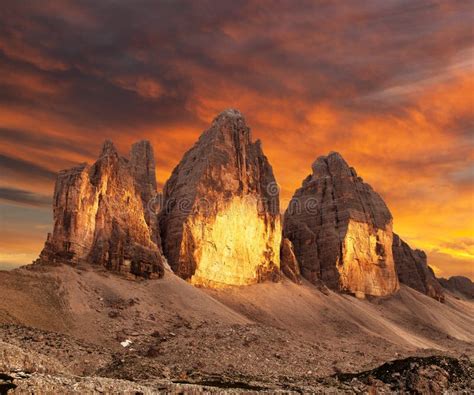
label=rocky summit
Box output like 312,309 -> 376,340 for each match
36,140 -> 166,278
159,109 -> 281,287
283,152 -> 399,297
393,234 -> 444,301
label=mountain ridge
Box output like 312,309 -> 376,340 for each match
32,109 -> 447,302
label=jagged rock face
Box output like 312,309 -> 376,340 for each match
159,109 -> 281,287
283,152 -> 399,297
438,276 -> 474,299
37,140 -> 165,278
129,140 -> 161,246
392,234 -> 444,301
280,238 -> 302,284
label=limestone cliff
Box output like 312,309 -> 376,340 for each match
37,140 -> 165,278
159,109 -> 281,287
392,234 -> 444,301
283,152 -> 399,297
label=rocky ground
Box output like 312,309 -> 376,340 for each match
0,265 -> 473,393
1,327 -> 472,393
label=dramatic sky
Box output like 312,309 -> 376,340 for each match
0,0 -> 472,278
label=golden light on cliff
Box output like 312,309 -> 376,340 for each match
189,196 -> 281,287
338,220 -> 399,297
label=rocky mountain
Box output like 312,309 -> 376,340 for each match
283,152 -> 399,297
159,109 -> 281,287
392,234 -> 444,301
439,276 -> 474,299
33,118 -> 446,301
282,151 -> 445,301
36,140 -> 165,278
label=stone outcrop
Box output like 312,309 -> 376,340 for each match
129,140 -> 161,246
159,109 -> 281,287
283,152 -> 399,297
37,140 -> 165,278
438,276 -> 474,299
392,234 -> 444,301
280,238 -> 301,284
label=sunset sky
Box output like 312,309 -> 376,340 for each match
0,0 -> 472,279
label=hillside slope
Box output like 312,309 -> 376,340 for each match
0,265 -> 472,391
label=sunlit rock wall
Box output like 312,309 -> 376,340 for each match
37,140 -> 165,278
339,220 -> 397,296
159,109 -> 281,287
284,152 -> 399,297
189,196 -> 281,287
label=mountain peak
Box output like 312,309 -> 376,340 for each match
37,139 -> 165,278
100,139 -> 118,157
131,139 -> 152,151
311,151 -> 353,178
159,110 -> 281,287
197,108 -> 252,151
213,108 -> 245,123
285,152 -> 397,297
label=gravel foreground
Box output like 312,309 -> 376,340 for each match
1,324 -> 473,394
